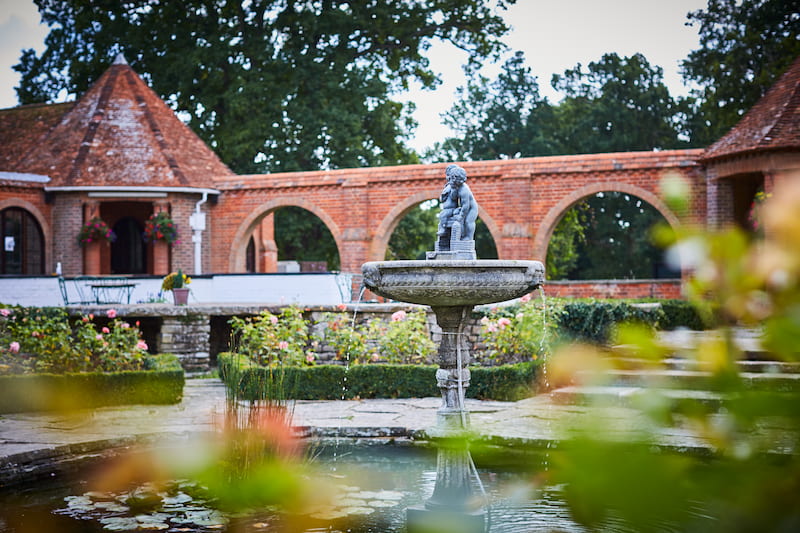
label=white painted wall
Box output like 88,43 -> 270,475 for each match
0,273 -> 356,307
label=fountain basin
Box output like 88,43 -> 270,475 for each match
361,260 -> 545,307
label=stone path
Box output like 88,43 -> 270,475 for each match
1,378 -> 721,485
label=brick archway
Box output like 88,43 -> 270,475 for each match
533,181 -> 681,261
213,151 -> 705,274
228,196 -> 342,272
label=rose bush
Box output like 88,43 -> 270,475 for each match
0,307 -> 148,374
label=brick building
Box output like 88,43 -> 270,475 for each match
1,54 -> 799,293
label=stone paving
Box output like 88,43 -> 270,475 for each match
1,378 -> 719,485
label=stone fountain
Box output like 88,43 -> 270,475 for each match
362,164 -> 544,533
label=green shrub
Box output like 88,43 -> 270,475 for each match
656,299 -> 715,330
218,352 -> 536,402
0,353 -> 184,414
557,300 -> 665,344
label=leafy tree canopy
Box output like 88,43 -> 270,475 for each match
681,0 -> 800,145
15,0 -> 516,173
550,52 -> 691,154
427,51 -> 558,162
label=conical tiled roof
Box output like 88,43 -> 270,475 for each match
10,56 -> 233,188
702,55 -> 800,162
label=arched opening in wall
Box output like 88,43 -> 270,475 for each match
385,199 -> 497,260
0,207 -> 44,274
546,191 -> 678,280
274,206 -> 340,271
728,172 -> 765,233
111,216 -> 146,274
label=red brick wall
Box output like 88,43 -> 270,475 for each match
212,150 -> 707,274
543,279 -> 683,299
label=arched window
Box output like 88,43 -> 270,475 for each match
1,207 -> 45,275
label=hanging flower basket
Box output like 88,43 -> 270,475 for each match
77,217 -> 116,246
143,212 -> 179,244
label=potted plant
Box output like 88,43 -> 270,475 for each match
143,212 -> 179,244
162,269 -> 191,305
77,217 -> 116,246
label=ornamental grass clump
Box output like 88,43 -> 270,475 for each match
0,306 -> 148,374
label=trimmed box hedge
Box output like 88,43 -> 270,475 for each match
219,352 -> 538,402
0,354 -> 185,414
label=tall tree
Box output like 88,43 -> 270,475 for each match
681,0 -> 800,145
427,51 -> 558,162
550,53 -> 688,154
15,0 -> 515,173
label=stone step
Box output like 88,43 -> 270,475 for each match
550,385 -> 724,410
582,368 -> 800,393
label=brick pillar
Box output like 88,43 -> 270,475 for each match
159,313 -> 210,372
259,214 -> 278,272
152,201 -> 170,275
83,201 -> 102,275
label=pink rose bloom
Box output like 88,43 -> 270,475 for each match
270,315 -> 279,325
371,353 -> 380,362
107,309 -> 117,319
305,354 -> 315,363
121,322 -> 130,329
497,317 -> 512,329
520,293 -> 532,303
278,340 -> 289,350
391,310 -> 407,322
9,341 -> 20,353
136,340 -> 148,350
336,304 -> 347,311
486,323 -> 498,333
480,316 -> 489,325
96,334 -> 103,340
516,313 -> 524,320
0,308 -> 10,317
102,327 -> 110,334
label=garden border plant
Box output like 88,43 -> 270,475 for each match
0,305 -> 185,413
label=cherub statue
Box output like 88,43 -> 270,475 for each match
437,164 -> 478,243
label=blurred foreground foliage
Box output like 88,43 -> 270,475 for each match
546,177 -> 800,532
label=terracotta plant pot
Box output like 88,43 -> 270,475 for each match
172,287 -> 190,305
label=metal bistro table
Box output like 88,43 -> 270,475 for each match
86,276 -> 138,304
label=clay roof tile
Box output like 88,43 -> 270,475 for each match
702,55 -> 800,162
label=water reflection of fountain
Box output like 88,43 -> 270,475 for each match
361,164 -> 545,533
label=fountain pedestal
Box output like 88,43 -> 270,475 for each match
362,259 -> 544,533
406,303 -> 488,533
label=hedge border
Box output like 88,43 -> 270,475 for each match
0,354 -> 185,414
218,352 -> 538,402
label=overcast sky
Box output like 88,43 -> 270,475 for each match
0,0 -> 706,152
